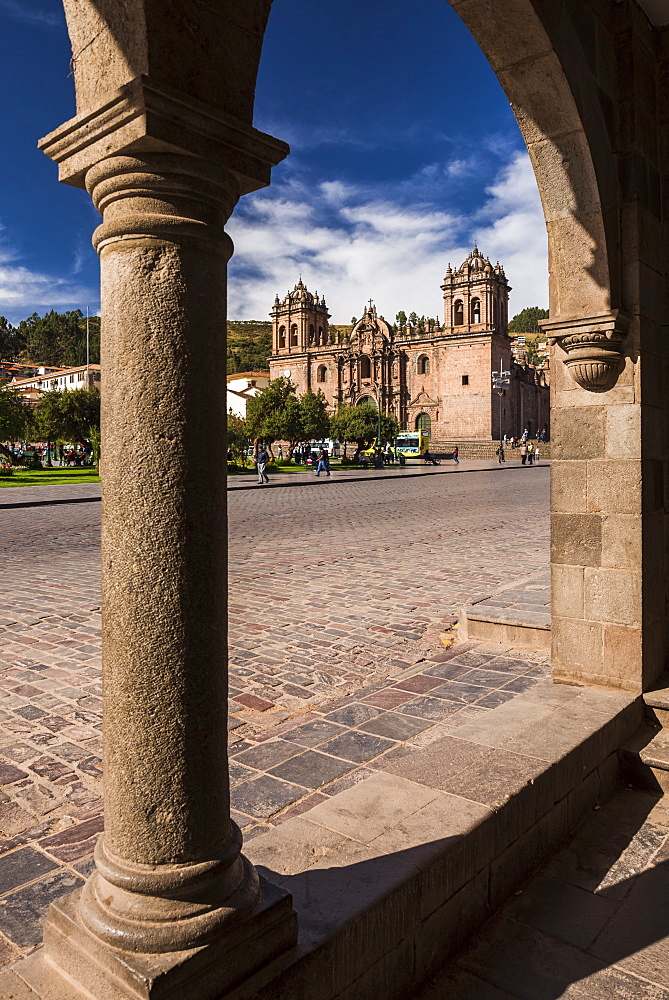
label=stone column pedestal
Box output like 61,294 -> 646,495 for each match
37,81 -> 295,1000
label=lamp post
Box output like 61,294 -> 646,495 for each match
492,363 -> 511,463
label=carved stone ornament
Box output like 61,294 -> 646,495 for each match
539,311 -> 629,392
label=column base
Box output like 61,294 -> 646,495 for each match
41,876 -> 297,1000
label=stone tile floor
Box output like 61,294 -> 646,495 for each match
462,570 -> 552,630
0,466 -> 550,967
415,786 -> 669,999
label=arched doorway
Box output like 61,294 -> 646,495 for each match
415,412 -> 431,435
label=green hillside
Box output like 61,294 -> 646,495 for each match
227,321 -> 272,374
226,321 -> 355,375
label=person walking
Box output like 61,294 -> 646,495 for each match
496,445 -> 505,464
520,442 -> 528,465
534,445 -> 541,463
277,444 -> 283,461
256,445 -> 270,485
527,442 -> 534,466
315,446 -> 330,477
452,446 -> 459,464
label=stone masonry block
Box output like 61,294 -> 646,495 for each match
551,563 -> 584,619
552,616 -> 603,677
551,460 -> 587,513
552,407 -> 605,460
605,405 -> 640,459
601,515 -> 641,570
602,624 -> 642,689
551,513 -> 602,566
584,567 -> 641,626
587,461 -> 642,515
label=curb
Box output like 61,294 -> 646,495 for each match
0,462 -> 549,508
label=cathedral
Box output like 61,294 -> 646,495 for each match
268,247 -> 549,445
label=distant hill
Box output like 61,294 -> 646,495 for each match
226,321 -> 355,376
227,321 -> 272,375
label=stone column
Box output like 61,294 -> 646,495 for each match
37,80 -> 295,1000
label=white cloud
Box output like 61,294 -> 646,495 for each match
227,148 -> 547,322
0,0 -> 60,28
0,229 -> 98,324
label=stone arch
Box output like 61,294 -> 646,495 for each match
448,0 -> 616,319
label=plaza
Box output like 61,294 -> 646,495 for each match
2,0 -> 669,995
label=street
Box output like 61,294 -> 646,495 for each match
0,464 -> 550,961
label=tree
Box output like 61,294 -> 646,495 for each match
299,391 -> 330,444
0,317 -> 23,360
227,413 -> 249,463
15,311 -> 101,368
408,311 -> 418,326
33,387 -> 101,453
508,306 -> 549,334
246,377 -> 300,455
330,403 -> 399,455
0,385 -> 28,462
396,310 -> 407,329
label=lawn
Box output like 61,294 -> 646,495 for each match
0,467 -> 100,489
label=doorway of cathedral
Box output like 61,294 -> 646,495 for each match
415,413 -> 432,436
357,395 -> 376,406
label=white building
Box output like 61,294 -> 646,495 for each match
10,364 -> 101,404
226,371 -> 270,418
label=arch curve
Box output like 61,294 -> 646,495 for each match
448,0 -> 616,318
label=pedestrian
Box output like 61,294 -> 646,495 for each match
534,445 -> 541,463
277,444 -> 283,461
452,445 -> 459,465
527,442 -> 534,466
256,445 -> 270,485
315,446 -> 330,477
520,442 -> 528,465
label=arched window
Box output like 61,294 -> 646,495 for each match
360,356 -> 371,379
290,324 -> 298,346
454,300 -> 464,325
357,395 -> 375,407
278,325 -> 286,348
417,355 -> 430,375
309,324 -> 315,345
471,298 -> 481,324
415,413 -> 432,435
317,365 -> 328,383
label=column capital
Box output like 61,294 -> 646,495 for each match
38,74 -> 289,196
540,310 -> 630,393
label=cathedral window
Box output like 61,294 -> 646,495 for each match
462,375 -> 469,385
454,300 -> 464,325
360,356 -> 371,379
471,298 -> 481,324
317,365 -> 328,383
279,325 -> 286,348
417,355 -> 430,375
309,324 -> 315,345
290,324 -> 298,346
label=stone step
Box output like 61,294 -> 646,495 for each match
620,722 -> 669,793
643,674 -> 669,726
430,439 -> 551,461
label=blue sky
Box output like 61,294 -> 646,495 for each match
0,0 -> 548,326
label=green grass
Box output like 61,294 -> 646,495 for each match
0,467 -> 100,489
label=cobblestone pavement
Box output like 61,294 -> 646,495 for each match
415,786 -> 669,999
0,464 -> 549,967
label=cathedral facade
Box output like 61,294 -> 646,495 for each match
268,248 -> 549,443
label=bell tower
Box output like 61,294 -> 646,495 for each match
270,278 -> 330,355
441,245 -> 511,335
